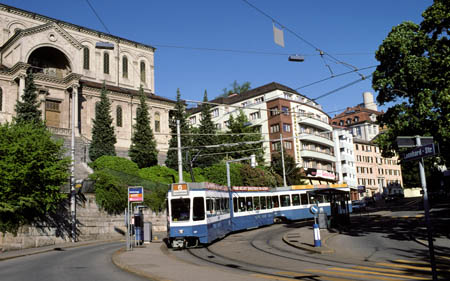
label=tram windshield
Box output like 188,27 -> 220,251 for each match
171,198 -> 190,221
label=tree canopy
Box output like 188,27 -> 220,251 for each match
219,80 -> 251,98
372,0 -> 450,165
89,83 -> 116,162
0,122 -> 70,235
129,86 -> 158,168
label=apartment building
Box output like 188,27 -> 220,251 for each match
331,92 -> 403,199
188,82 -> 336,185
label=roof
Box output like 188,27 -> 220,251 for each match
80,80 -> 175,104
330,105 -> 382,127
187,82 -> 306,115
0,3 -> 155,51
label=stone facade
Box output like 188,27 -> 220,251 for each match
0,4 -> 175,171
0,194 -> 167,251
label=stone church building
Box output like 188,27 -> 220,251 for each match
0,4 -> 175,178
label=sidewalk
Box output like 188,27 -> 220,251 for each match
282,223 -> 337,254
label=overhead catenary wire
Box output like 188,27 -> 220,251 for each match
312,74 -> 373,101
241,0 -> 363,75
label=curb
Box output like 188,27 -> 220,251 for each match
0,239 -> 121,261
111,246 -> 169,281
282,230 -> 337,254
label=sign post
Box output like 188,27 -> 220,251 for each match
397,136 -> 437,281
309,205 -> 321,247
127,187 -> 143,251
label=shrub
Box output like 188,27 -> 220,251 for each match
90,156 -> 139,176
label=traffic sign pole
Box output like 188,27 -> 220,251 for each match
416,137 -> 437,281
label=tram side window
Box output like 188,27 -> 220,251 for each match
239,197 -> 246,212
292,194 -> 300,206
171,198 -> 190,221
272,196 -> 280,208
309,194 -> 316,205
260,196 -> 267,210
233,198 -> 238,213
267,196 -> 273,209
246,197 -> 253,211
280,195 -> 291,207
215,198 -> 221,213
254,197 -> 260,210
224,198 -> 229,213
193,197 -> 205,221
316,195 -> 325,203
206,198 -> 214,214
300,194 -> 308,205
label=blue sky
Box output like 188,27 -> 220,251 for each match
2,0 -> 433,116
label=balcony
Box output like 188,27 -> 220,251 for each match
298,133 -> 334,147
300,149 -> 336,163
297,113 -> 332,131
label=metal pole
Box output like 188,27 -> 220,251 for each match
70,91 -> 76,243
280,134 -> 287,187
416,136 -> 437,281
177,120 -> 183,183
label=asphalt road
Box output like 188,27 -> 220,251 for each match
0,242 -> 148,281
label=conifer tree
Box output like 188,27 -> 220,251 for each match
225,110 -> 264,163
191,90 -> 219,168
89,83 -> 116,162
165,88 -> 190,170
129,86 -> 158,168
14,70 -> 42,125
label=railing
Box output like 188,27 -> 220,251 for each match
301,148 -> 335,157
47,126 -> 71,136
297,112 -> 329,125
299,131 -> 332,141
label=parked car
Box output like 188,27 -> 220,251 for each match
352,200 -> 366,212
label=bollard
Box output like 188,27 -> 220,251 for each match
313,223 -> 321,247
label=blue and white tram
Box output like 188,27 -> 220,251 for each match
167,182 -> 351,248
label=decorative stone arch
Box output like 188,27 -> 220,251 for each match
7,20 -> 27,34
26,44 -> 73,76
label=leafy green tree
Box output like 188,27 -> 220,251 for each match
220,80 -> 251,97
202,163 -> 243,186
129,86 -> 158,168
224,110 -> 264,163
14,70 -> 42,125
90,170 -> 127,215
372,0 -> 450,165
0,122 -> 70,235
166,88 -> 191,170
90,155 -> 139,176
240,164 -> 282,187
89,83 -> 116,162
191,90 -> 220,168
271,151 -> 306,186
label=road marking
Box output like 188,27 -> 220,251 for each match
328,267 -> 429,280
376,262 -> 431,271
276,271 -> 348,281
305,269 -> 408,280
250,273 -> 301,280
352,265 -> 406,274
395,259 -> 429,265
437,255 -> 450,261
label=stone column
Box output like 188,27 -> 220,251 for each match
72,83 -> 80,136
18,74 -> 26,102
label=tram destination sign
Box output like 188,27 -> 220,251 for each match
402,143 -> 436,162
172,183 -> 189,196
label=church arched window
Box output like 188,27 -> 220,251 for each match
154,112 -> 160,132
83,47 -> 90,70
122,56 -> 128,78
0,87 -> 3,111
104,52 -> 109,74
116,106 -> 123,127
140,61 -> 146,83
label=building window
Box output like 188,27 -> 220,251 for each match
211,108 -> 219,118
354,116 -> 359,122
190,116 -> 196,125
283,123 -> 291,132
140,61 -> 146,83
270,107 -> 279,116
116,106 -> 122,127
241,101 -> 248,107
122,56 -> 128,78
284,141 -> 292,150
215,123 -> 222,130
250,111 -> 261,120
83,47 -> 90,70
282,106 -> 289,115
154,112 -> 160,132
103,52 -> 109,74
271,141 -> 281,151
254,97 -> 264,104
0,87 -> 2,111
270,124 -> 280,133
339,120 -> 344,126
346,118 -> 351,124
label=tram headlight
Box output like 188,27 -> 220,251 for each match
178,229 -> 184,234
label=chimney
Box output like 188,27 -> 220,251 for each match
363,92 -> 378,111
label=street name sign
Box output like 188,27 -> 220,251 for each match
402,143 -> 436,162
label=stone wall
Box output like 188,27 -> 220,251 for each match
0,193 -> 167,252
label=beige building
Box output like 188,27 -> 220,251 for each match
0,4 -> 175,178
331,92 -> 403,198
